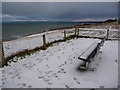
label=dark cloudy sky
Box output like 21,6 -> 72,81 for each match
2,2 -> 118,22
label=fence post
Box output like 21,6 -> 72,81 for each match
75,27 -> 77,36
1,42 -> 4,67
106,29 -> 109,39
77,28 -> 79,36
43,34 -> 46,49
64,30 -> 66,40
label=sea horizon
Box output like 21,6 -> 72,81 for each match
2,21 -> 100,41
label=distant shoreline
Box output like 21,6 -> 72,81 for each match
2,21 -> 104,24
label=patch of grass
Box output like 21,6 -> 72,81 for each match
66,35 -> 76,40
2,46 -> 45,67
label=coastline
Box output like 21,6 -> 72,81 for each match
2,21 -> 119,42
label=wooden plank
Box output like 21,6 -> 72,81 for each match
0,42 -> 4,67
79,42 -> 99,60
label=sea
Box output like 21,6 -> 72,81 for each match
2,22 -> 96,41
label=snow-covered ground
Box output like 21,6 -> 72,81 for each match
3,28 -> 119,58
2,38 -> 118,88
0,68 -> 2,90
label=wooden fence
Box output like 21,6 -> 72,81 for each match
2,28 -> 118,60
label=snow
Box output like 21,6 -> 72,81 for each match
0,68 -> 2,90
46,30 -> 63,43
2,38 -> 118,88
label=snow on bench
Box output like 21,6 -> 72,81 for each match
78,42 -> 99,61
78,39 -> 105,69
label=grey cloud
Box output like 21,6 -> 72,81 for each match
2,2 -> 118,21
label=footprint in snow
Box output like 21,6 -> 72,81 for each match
22,83 -> 26,87
115,60 -> 118,63
99,57 -> 102,60
58,68 -> 66,73
65,60 -> 71,65
17,83 -> 26,87
17,76 -> 21,79
59,63 -> 66,68
45,71 -> 53,74
38,76 -> 42,79
59,64 -> 63,68
36,58 -> 39,60
46,64 -> 50,68
58,56 -> 60,59
73,57 -> 75,59
2,77 -> 6,81
39,60 -> 43,63
23,64 -> 26,67
45,58 -> 48,61
27,85 -> 32,88
49,53 -> 53,56
64,61 -> 67,64
18,83 -> 31,88
8,72 -> 13,75
100,85 -> 104,88
73,77 -> 80,84
65,85 -> 70,88
47,82 -> 53,85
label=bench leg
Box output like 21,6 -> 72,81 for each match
85,61 -> 87,67
79,61 -> 87,70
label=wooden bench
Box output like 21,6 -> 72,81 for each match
78,39 -> 105,69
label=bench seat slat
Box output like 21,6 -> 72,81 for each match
78,42 -> 99,61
